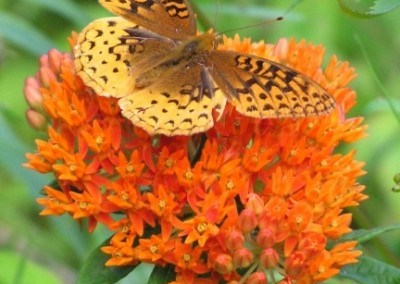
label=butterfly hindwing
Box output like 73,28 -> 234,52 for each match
209,50 -> 335,118
99,0 -> 196,39
119,63 -> 226,135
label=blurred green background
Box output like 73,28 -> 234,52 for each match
0,0 -> 399,283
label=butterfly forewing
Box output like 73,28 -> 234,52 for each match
119,63 -> 226,136
99,0 -> 196,39
74,17 -> 175,98
208,50 -> 336,118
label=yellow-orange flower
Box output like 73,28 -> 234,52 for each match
24,34 -> 367,283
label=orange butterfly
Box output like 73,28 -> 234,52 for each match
74,0 -> 335,136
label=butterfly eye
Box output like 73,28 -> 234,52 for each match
184,41 -> 199,54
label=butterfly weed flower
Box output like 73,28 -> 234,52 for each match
24,18 -> 368,284
24,33 -> 367,283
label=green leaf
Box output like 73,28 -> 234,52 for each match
23,0 -> 91,27
339,256 -> 400,283
147,265 -> 176,284
328,223 -> 400,249
355,35 -> 400,125
338,0 -> 400,17
77,237 -> 137,284
341,223 -> 400,243
0,112 -> 48,192
0,12 -> 55,55
369,0 -> 400,15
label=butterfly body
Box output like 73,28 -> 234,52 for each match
134,33 -> 216,89
74,0 -> 335,135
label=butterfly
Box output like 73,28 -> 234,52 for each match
74,0 -> 336,136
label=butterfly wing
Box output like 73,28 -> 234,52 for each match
99,0 -> 196,39
74,17 -> 176,98
118,63 -> 227,135
209,50 -> 336,118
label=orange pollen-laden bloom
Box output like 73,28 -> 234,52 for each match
24,34 -> 367,283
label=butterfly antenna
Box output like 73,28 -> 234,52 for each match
220,17 -> 283,35
283,0 -> 304,16
213,0 -> 220,31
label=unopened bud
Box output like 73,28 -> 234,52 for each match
260,248 -> 279,268
238,209 -> 258,233
246,193 -> 264,215
214,253 -> 234,275
233,248 -> 253,268
246,272 -> 268,284
226,230 -> 245,251
26,109 -> 46,130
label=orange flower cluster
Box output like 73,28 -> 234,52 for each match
24,34 -> 367,283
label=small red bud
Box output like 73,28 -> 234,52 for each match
238,209 -> 258,233
48,49 -> 63,73
246,193 -> 264,215
260,248 -> 279,268
226,230 -> 245,251
24,85 -> 43,109
256,228 -> 276,248
246,272 -> 268,284
214,253 -> 235,275
25,109 -> 46,130
233,248 -> 253,268
39,66 -> 56,87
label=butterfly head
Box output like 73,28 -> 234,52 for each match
185,33 -> 219,54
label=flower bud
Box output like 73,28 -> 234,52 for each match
246,193 -> 264,215
226,230 -> 245,251
24,85 -> 43,109
256,228 -> 275,248
260,248 -> 279,268
233,248 -> 253,268
246,272 -> 268,284
238,209 -> 258,233
26,109 -> 46,130
39,66 -> 56,87
214,253 -> 234,275
48,49 -> 63,73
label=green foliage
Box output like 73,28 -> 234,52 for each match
0,11 -> 55,56
339,256 -> 400,283
147,265 -> 176,284
334,225 -> 400,283
77,238 -> 137,284
338,0 -> 400,17
0,251 -> 61,284
23,0 -> 91,27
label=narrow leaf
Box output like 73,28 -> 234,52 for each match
147,265 -> 176,284
24,0 -> 91,27
0,113 -> 48,192
0,12 -> 55,55
77,237 -> 137,284
339,256 -> 400,284
340,223 -> 400,243
328,223 -> 400,249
